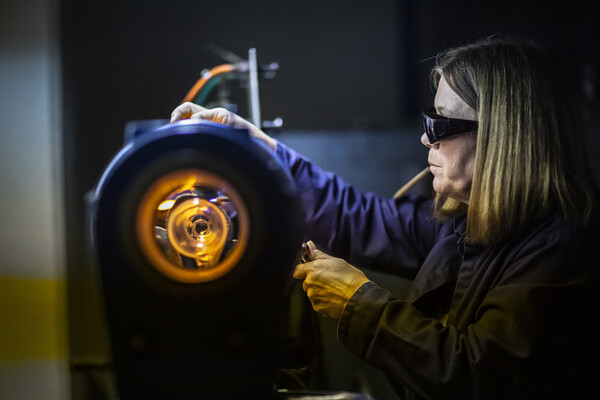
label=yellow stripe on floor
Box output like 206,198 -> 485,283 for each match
0,276 -> 67,362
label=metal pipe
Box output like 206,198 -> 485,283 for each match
247,48 -> 261,127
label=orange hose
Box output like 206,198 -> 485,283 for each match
393,167 -> 431,199
181,64 -> 234,104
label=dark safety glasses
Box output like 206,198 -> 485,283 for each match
422,108 -> 478,144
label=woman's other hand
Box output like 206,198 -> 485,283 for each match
293,241 -> 370,319
170,102 -> 276,151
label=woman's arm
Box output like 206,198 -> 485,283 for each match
277,141 -> 442,277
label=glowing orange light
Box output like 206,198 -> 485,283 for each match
136,169 -> 249,283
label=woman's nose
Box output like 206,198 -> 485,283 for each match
421,132 -> 434,148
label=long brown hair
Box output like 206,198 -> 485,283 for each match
431,37 -> 597,246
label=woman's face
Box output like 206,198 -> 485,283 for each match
421,76 -> 478,204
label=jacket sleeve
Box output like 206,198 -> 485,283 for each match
337,224 -> 600,399
275,141 -> 439,278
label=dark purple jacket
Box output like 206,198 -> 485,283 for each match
276,141 -> 600,399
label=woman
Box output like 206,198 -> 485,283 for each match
171,37 -> 599,399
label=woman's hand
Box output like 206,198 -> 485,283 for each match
170,102 -> 276,151
293,241 -> 371,319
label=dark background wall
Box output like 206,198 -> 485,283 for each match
61,0 -> 600,398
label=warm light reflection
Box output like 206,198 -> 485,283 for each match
157,199 -> 175,211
